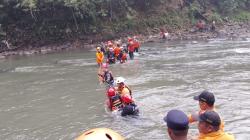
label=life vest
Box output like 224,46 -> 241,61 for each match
128,43 -> 135,52
114,47 -> 121,57
118,85 -> 132,97
110,95 -> 123,111
133,41 -> 140,49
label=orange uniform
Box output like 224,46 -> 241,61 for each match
114,47 -> 121,58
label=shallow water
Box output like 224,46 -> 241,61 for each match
0,39 -> 250,140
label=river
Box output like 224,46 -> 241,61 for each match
0,39 -> 250,140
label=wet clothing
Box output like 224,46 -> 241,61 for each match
127,43 -> 135,60
133,41 -> 140,52
109,95 -> 123,111
103,71 -> 114,85
107,51 -> 116,64
199,130 -> 235,140
96,52 -> 104,65
120,52 -> 127,63
121,103 -> 139,116
114,47 -> 121,59
118,85 -> 132,97
128,52 -> 134,60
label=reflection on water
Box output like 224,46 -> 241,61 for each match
0,40 -> 250,139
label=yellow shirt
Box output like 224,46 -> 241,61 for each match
188,109 -> 224,131
96,52 -> 104,64
199,130 -> 235,140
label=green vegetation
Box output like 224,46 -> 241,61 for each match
230,10 -> 250,22
0,0 -> 250,48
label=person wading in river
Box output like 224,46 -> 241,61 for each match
163,109 -> 189,140
106,87 -> 123,111
197,111 -> 235,140
98,63 -> 114,86
120,94 -> 139,116
115,77 -> 132,97
96,47 -> 104,66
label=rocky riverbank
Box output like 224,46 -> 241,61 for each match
0,21 -> 250,59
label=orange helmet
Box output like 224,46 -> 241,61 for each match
76,128 -> 125,140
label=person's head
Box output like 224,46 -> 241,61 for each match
164,110 -> 189,140
109,47 -> 114,52
96,47 -> 101,52
121,94 -> 133,105
76,128 -> 125,140
193,90 -> 215,110
115,77 -> 125,88
106,87 -> 116,97
101,63 -> 109,72
107,41 -> 113,47
198,111 -> 221,134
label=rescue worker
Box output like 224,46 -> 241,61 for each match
188,90 -> 224,131
98,63 -> 114,86
119,48 -> 127,64
115,77 -> 132,97
133,36 -> 140,52
127,40 -> 135,60
106,87 -> 123,111
120,94 -> 139,116
198,111 -> 235,140
76,128 -> 125,140
163,109 -> 189,140
107,47 -> 116,64
96,47 -> 104,66
114,43 -> 121,61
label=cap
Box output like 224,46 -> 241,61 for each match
163,109 -> 189,131
194,90 -> 215,106
199,111 -> 221,126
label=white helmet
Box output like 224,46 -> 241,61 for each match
115,77 -> 125,84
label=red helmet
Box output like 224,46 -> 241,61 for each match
107,87 -> 116,97
128,37 -> 133,42
101,63 -> 108,69
121,94 -> 133,104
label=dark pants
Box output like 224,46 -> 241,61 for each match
135,48 -> 139,52
129,52 -> 134,60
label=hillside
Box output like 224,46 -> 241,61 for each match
0,0 -> 250,51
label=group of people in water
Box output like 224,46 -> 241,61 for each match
96,37 -> 141,117
96,36 -> 140,66
98,63 -> 139,116
75,38 -> 235,139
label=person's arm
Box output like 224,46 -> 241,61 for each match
188,112 -> 199,123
